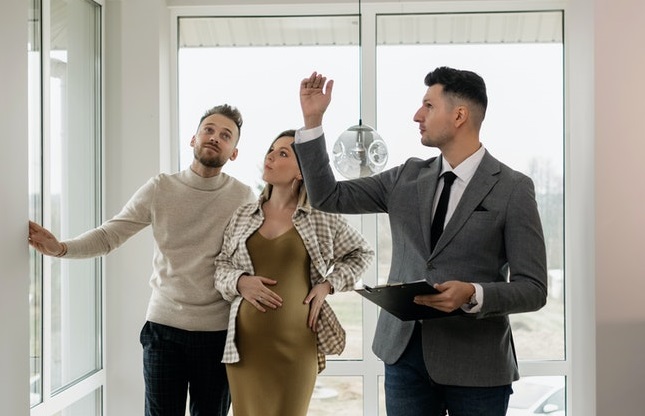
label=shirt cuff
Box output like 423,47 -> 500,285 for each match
295,125 -> 324,143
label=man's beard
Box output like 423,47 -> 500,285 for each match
194,147 -> 226,168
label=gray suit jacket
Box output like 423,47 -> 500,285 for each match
294,135 -> 547,387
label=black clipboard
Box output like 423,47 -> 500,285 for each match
355,280 -> 464,321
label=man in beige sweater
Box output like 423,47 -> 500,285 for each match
28,104 -> 256,416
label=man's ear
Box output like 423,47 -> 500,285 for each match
190,135 -> 196,147
454,105 -> 468,128
229,148 -> 239,161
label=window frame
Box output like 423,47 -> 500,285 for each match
29,0 -> 106,414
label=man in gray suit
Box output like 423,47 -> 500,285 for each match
293,67 -> 548,416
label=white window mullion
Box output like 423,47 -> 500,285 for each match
39,0 -> 54,409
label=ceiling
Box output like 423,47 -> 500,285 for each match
37,5 -> 562,52
179,11 -> 563,48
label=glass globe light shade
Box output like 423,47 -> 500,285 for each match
332,124 -> 388,179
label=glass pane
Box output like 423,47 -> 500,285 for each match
376,214 -> 390,286
309,376 -> 363,415
327,214 -> 364,360
53,387 -> 103,416
378,376 -> 385,416
178,16 -> 359,186
376,11 -> 564,361
326,283 -> 363,360
28,0 -> 42,406
50,0 -> 102,391
508,376 -> 566,415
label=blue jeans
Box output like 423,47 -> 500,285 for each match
384,322 -> 512,416
140,321 -> 230,416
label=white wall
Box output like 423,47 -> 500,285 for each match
0,0 -> 30,414
103,0 -> 169,414
594,0 -> 645,414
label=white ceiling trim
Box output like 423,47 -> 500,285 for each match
178,11 -> 562,48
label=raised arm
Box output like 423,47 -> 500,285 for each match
299,71 -> 334,129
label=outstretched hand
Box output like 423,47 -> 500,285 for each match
28,220 -> 66,257
299,71 -> 334,129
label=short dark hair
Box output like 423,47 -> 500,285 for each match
424,67 -> 488,118
197,104 -> 243,138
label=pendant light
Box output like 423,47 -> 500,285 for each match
332,0 -> 388,179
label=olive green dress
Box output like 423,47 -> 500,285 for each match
227,227 -> 318,416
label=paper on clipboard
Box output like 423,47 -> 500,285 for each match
355,280 -> 464,321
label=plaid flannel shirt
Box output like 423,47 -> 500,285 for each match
214,198 -> 374,372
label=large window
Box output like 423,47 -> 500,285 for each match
375,12 -> 564,362
175,5 -> 565,415
29,0 -> 104,414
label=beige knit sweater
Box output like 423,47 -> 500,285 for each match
62,168 -> 255,331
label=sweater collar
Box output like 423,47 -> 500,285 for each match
180,168 -> 228,191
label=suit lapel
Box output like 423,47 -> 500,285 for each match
431,151 -> 501,256
418,157 -> 442,255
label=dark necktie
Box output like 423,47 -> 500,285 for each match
430,171 -> 457,252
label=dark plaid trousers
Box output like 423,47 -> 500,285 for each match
140,321 -> 230,416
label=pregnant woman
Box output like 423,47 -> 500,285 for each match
214,129 -> 373,416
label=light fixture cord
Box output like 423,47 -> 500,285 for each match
358,0 -> 363,126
